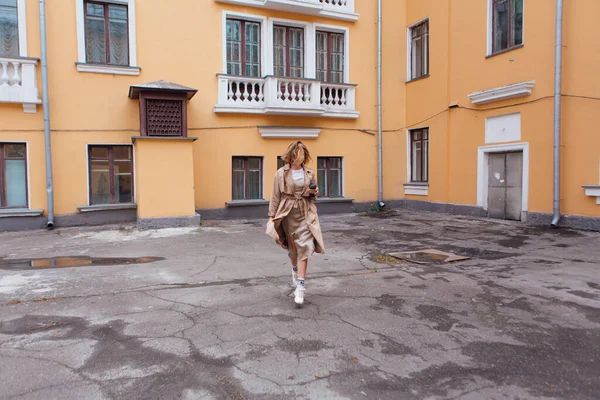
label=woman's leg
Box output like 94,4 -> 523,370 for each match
297,258 -> 308,279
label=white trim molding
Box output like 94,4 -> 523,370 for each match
477,142 -> 529,216
16,0 -> 27,56
582,186 -> 600,205
76,63 -> 141,76
76,0 -> 139,73
259,127 -> 320,139
485,112 -> 521,144
214,0 -> 358,22
404,184 -> 429,196
468,80 -> 534,105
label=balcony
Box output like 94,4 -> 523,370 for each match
215,74 -> 358,119
0,57 -> 42,113
214,0 -> 358,21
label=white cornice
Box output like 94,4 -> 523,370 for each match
468,80 -> 535,105
259,127 -> 321,139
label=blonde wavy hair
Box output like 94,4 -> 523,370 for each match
281,141 -> 312,167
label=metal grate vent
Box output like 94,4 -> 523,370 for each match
146,99 -> 183,136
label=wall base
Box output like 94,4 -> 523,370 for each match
55,209 -> 137,228
525,212 -> 600,231
198,199 -> 355,220
137,213 -> 201,230
0,216 -> 48,232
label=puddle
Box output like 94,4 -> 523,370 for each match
0,256 -> 164,270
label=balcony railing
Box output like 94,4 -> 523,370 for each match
215,74 -> 358,118
0,57 -> 42,113
214,0 -> 358,21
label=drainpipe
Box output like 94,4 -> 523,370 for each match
551,0 -> 563,228
377,0 -> 384,208
39,0 -> 54,229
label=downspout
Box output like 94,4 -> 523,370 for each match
39,0 -> 54,229
377,0 -> 384,208
551,0 -> 563,227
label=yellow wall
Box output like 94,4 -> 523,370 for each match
400,0 -> 600,218
2,0 -> 600,225
135,139 -> 196,219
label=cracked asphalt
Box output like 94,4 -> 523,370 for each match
0,210 -> 599,400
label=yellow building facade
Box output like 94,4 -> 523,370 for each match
1,0 -> 599,231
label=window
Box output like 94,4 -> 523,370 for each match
410,128 -> 429,183
274,26 -> 304,78
89,146 -> 133,205
316,31 -> 344,83
232,157 -> 262,200
0,0 -> 18,57
409,20 -> 429,80
0,143 -> 27,208
227,19 -> 261,77
492,0 -> 523,54
317,157 -> 342,197
277,156 -> 285,169
84,1 -> 129,65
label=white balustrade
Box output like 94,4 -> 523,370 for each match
319,0 -> 347,7
0,57 -> 41,113
320,82 -> 356,112
216,74 -> 357,118
270,77 -> 320,109
319,0 -> 354,14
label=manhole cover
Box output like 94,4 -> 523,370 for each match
388,249 -> 470,265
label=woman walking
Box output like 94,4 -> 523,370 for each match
267,141 -> 325,305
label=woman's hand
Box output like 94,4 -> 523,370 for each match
309,186 -> 319,198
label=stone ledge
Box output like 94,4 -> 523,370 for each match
0,209 -> 44,218
315,197 -> 354,204
226,200 -> 270,207
77,204 -> 137,213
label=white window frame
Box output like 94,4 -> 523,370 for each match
477,142 -> 529,216
406,17 -> 430,82
220,13 -> 350,83
75,0 -> 139,75
486,0 -> 525,56
12,0 -> 28,57
267,18 -> 313,78
314,23 -> 350,84
404,129 -> 429,196
222,11 -> 269,77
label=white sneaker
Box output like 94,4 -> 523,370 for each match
292,270 -> 298,287
294,285 -> 305,305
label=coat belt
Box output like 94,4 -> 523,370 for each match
282,193 -> 309,219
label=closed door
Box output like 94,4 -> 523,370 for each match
487,152 -> 523,220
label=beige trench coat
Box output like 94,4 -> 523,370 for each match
266,165 -> 325,254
